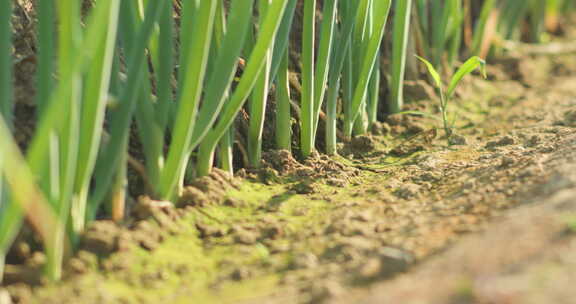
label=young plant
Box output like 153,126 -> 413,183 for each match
344,0 -> 392,138
248,0 -> 274,168
416,55 -> 486,145
389,0 -> 413,114
325,0 -> 361,155
196,0 -> 289,177
88,0 -> 164,220
156,0 -> 218,199
247,0 -> 297,165
310,0 -> 339,152
1,0 -> 122,281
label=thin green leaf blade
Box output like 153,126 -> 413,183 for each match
415,55 -> 443,89
158,0 -> 218,199
447,56 -> 486,98
389,0 -> 413,113
190,0 -> 255,148
300,0 -> 316,157
0,116 -> 63,281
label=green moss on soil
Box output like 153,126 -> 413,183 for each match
32,177 -> 374,303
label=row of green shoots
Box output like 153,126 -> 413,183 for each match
0,0 -> 573,282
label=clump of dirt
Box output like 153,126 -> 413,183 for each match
369,121 -> 391,136
131,197 -> 175,221
81,221 -> 124,256
261,150 -> 307,174
76,208 -> 178,266
178,169 -> 240,207
338,135 -> 378,159
385,112 -> 427,136
301,152 -> 360,181
1,253 -> 44,286
195,221 -> 227,239
259,149 -> 360,189
485,134 -> 517,149
390,142 -> 426,157
387,130 -> 437,157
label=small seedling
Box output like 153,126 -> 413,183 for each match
416,56 -> 487,145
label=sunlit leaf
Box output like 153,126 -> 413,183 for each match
447,56 -> 486,98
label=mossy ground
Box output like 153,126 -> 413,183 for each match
30,176 -> 372,303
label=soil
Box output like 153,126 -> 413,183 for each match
3,5 -> 576,304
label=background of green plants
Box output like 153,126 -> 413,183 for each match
0,0 -> 574,282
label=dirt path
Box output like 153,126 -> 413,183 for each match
2,54 -> 576,304
347,156 -> 576,304
339,133 -> 576,304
